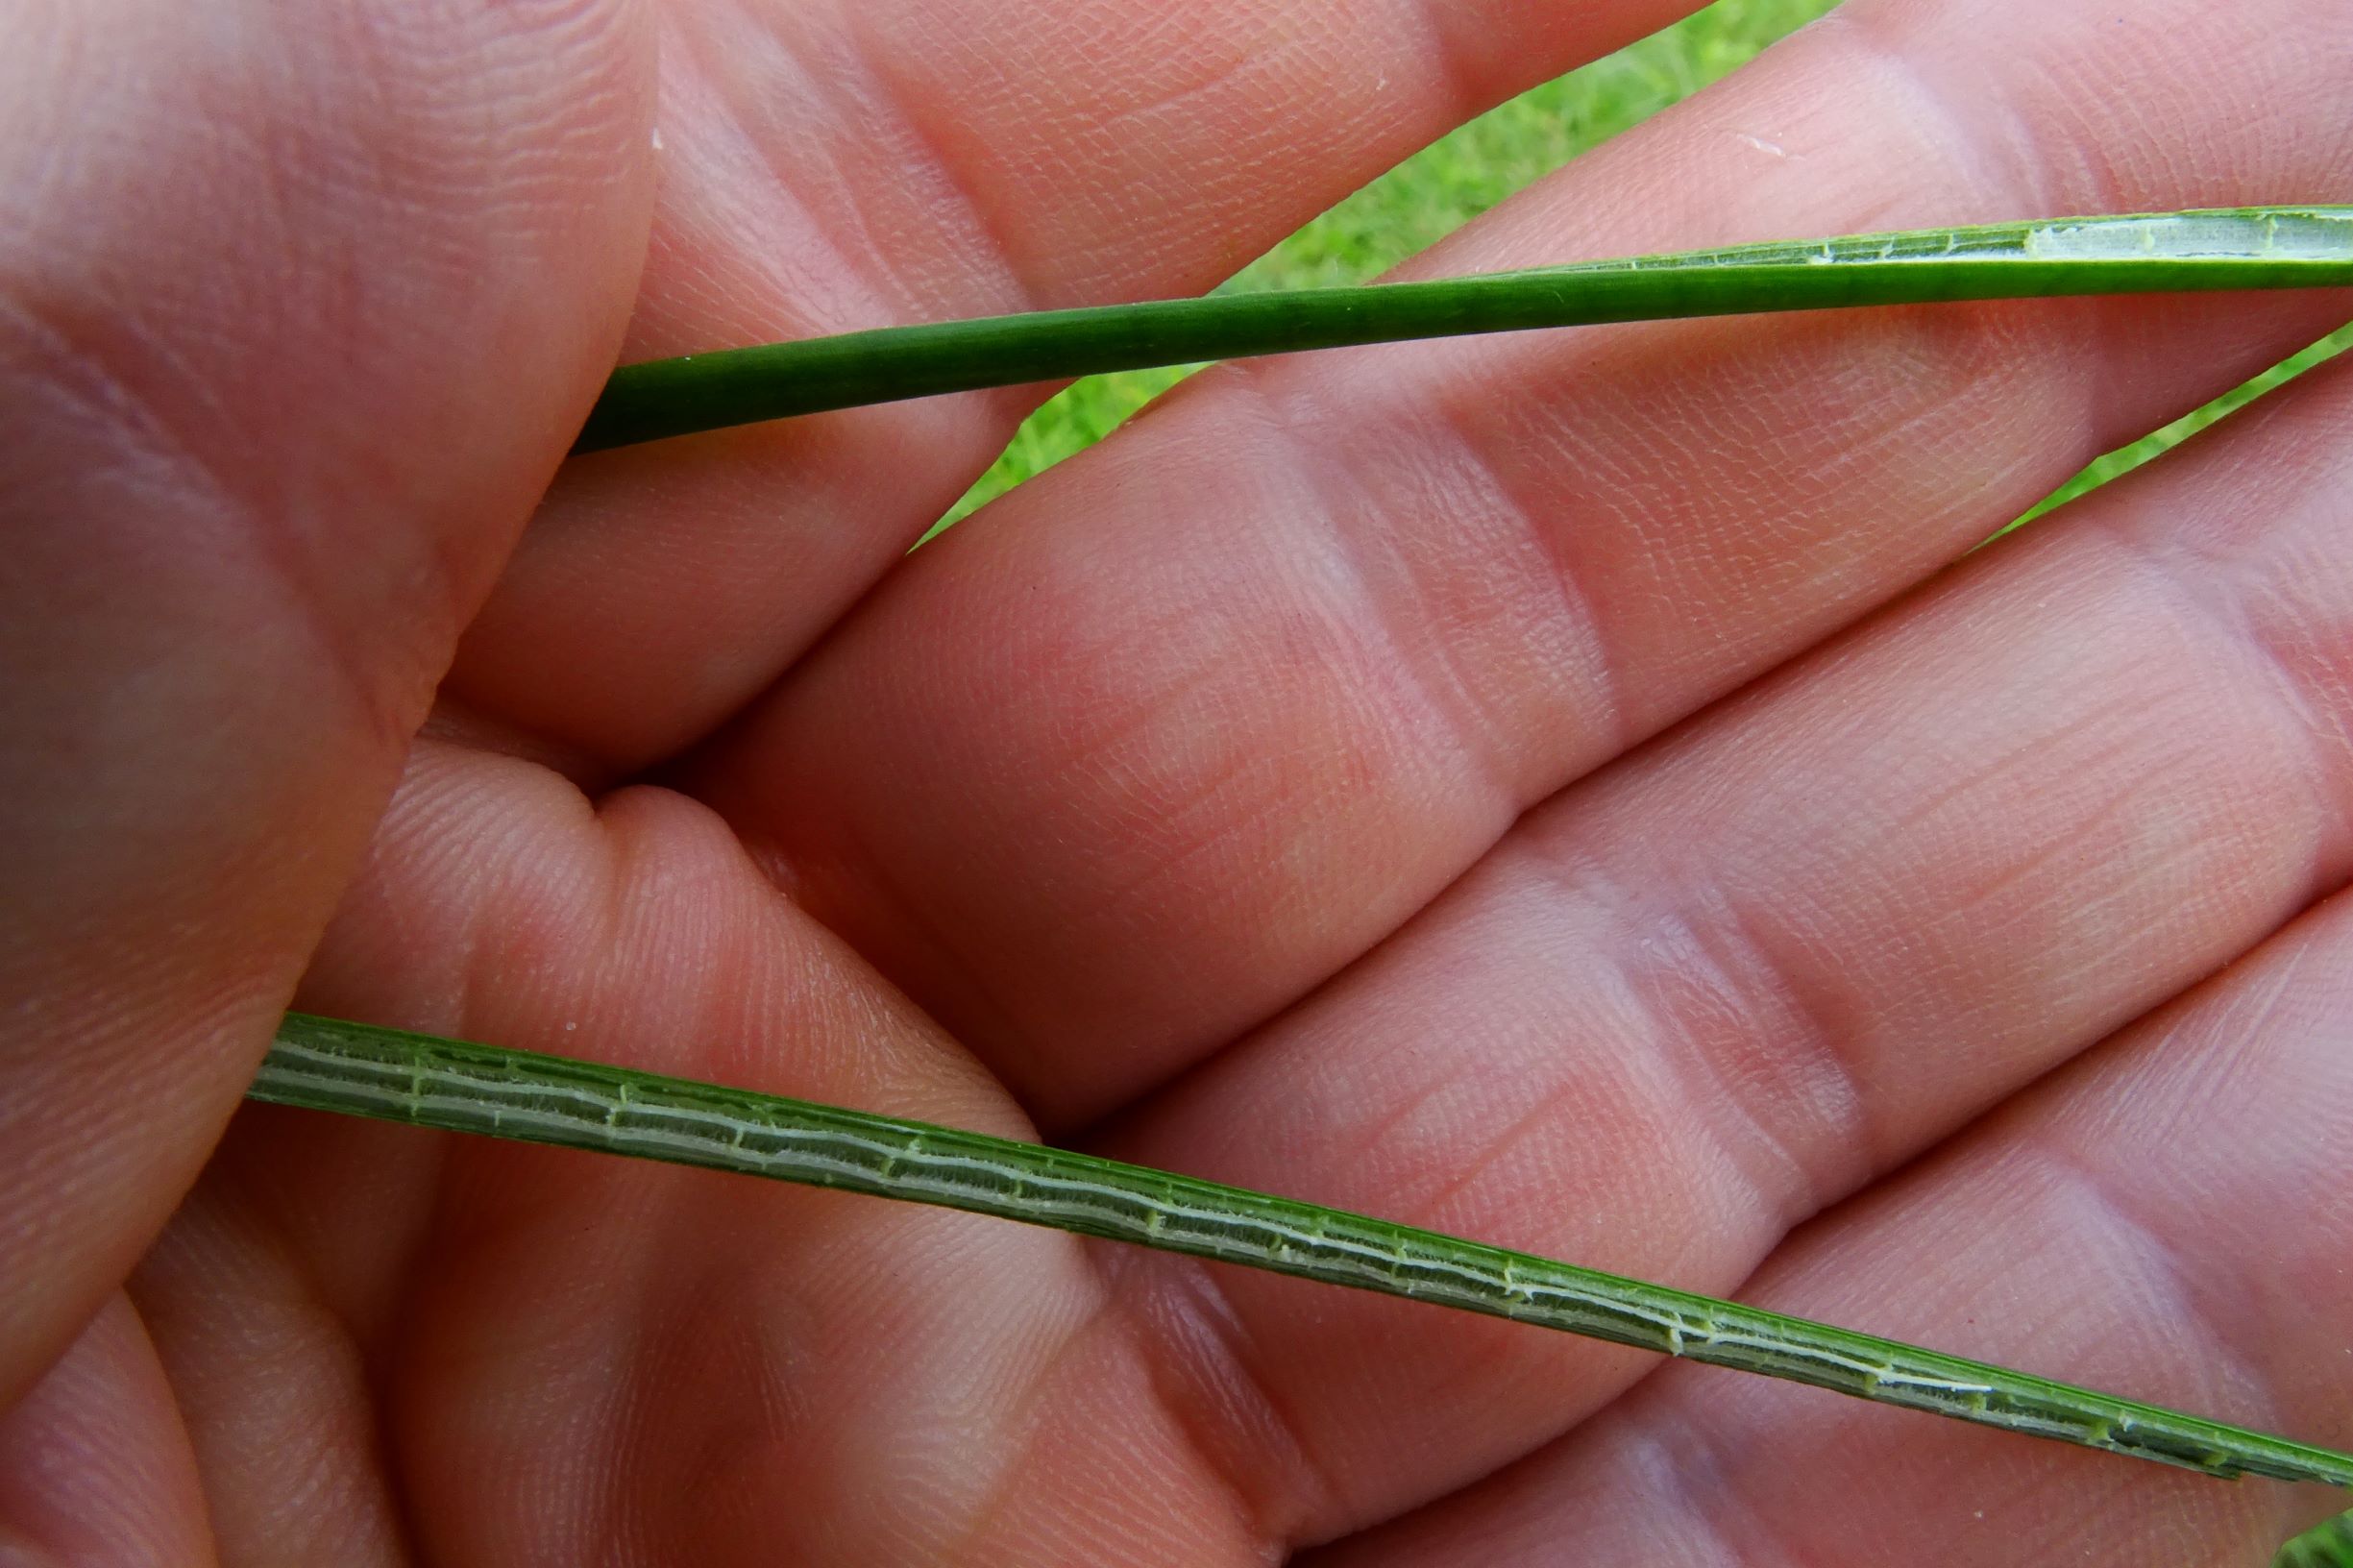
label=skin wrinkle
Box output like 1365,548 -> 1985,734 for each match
0,286 -> 238,506
2053,920 -> 2353,1445
827,12 -> 1041,321
1090,34 -> 1275,144
1414,375 -> 1633,775
4,235 -> 449,1429
0,290 -> 438,761
133,1179 -> 417,1565
215,37 -> 603,658
944,1306 -> 1259,1566
448,807 -> 576,1053
636,48 -> 858,338
1703,310 -> 2055,586
1871,671 -> 2148,855
1499,832 -> 1876,1228
1388,0 -> 1483,130
1320,1026 -> 1517,1205
1087,1206 -> 1353,1549
2000,8 -> 2253,221
679,37 -> 915,342
2078,486 -> 2353,893
0,1296 -> 219,1568
1099,907 -> 1765,1545
1302,962 -> 1684,1251
396,1147 -> 658,1565
753,468 -> 1266,1003
2111,959 -> 2301,1155
1821,4 -> 2067,221
1913,732 -> 2165,936
1638,876 -> 1879,1227
1232,371 -> 1539,841
11,14 -> 638,768
1633,1414 -> 1803,1568
1080,685 -> 1352,917
233,502 -> 458,777
1817,309 -> 2092,518
1035,11 -> 1410,297
651,8 -> 1007,351
2022,1136 -> 2287,1459
206,1109 -> 445,1380
881,429 -> 1462,1099
2248,532 -> 2353,778
606,1259 -> 797,1560
840,2 -> 1311,313
1400,1061 -> 1615,1237
1506,819 -> 1891,1205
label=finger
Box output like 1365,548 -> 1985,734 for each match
441,0 -> 1734,768
0,1294 -> 210,1564
1311,888 -> 2353,1568
702,0 -> 2353,1125
170,740 -> 1276,1564
129,1172 -> 409,1566
1083,323 -> 2353,1537
0,0 -> 650,1406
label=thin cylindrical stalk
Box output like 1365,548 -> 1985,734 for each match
575,207 -> 2353,452
254,1013 -> 2353,1489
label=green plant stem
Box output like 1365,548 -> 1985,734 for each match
254,1012 -> 2353,1489
575,207 -> 2353,452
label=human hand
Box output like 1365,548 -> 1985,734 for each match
4,0 -> 2349,1561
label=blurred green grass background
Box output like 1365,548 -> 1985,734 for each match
936,3 -> 2353,1557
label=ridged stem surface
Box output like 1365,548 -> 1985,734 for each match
256,1013 -> 2353,1488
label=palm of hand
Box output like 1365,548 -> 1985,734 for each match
7,0 -> 2352,1562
